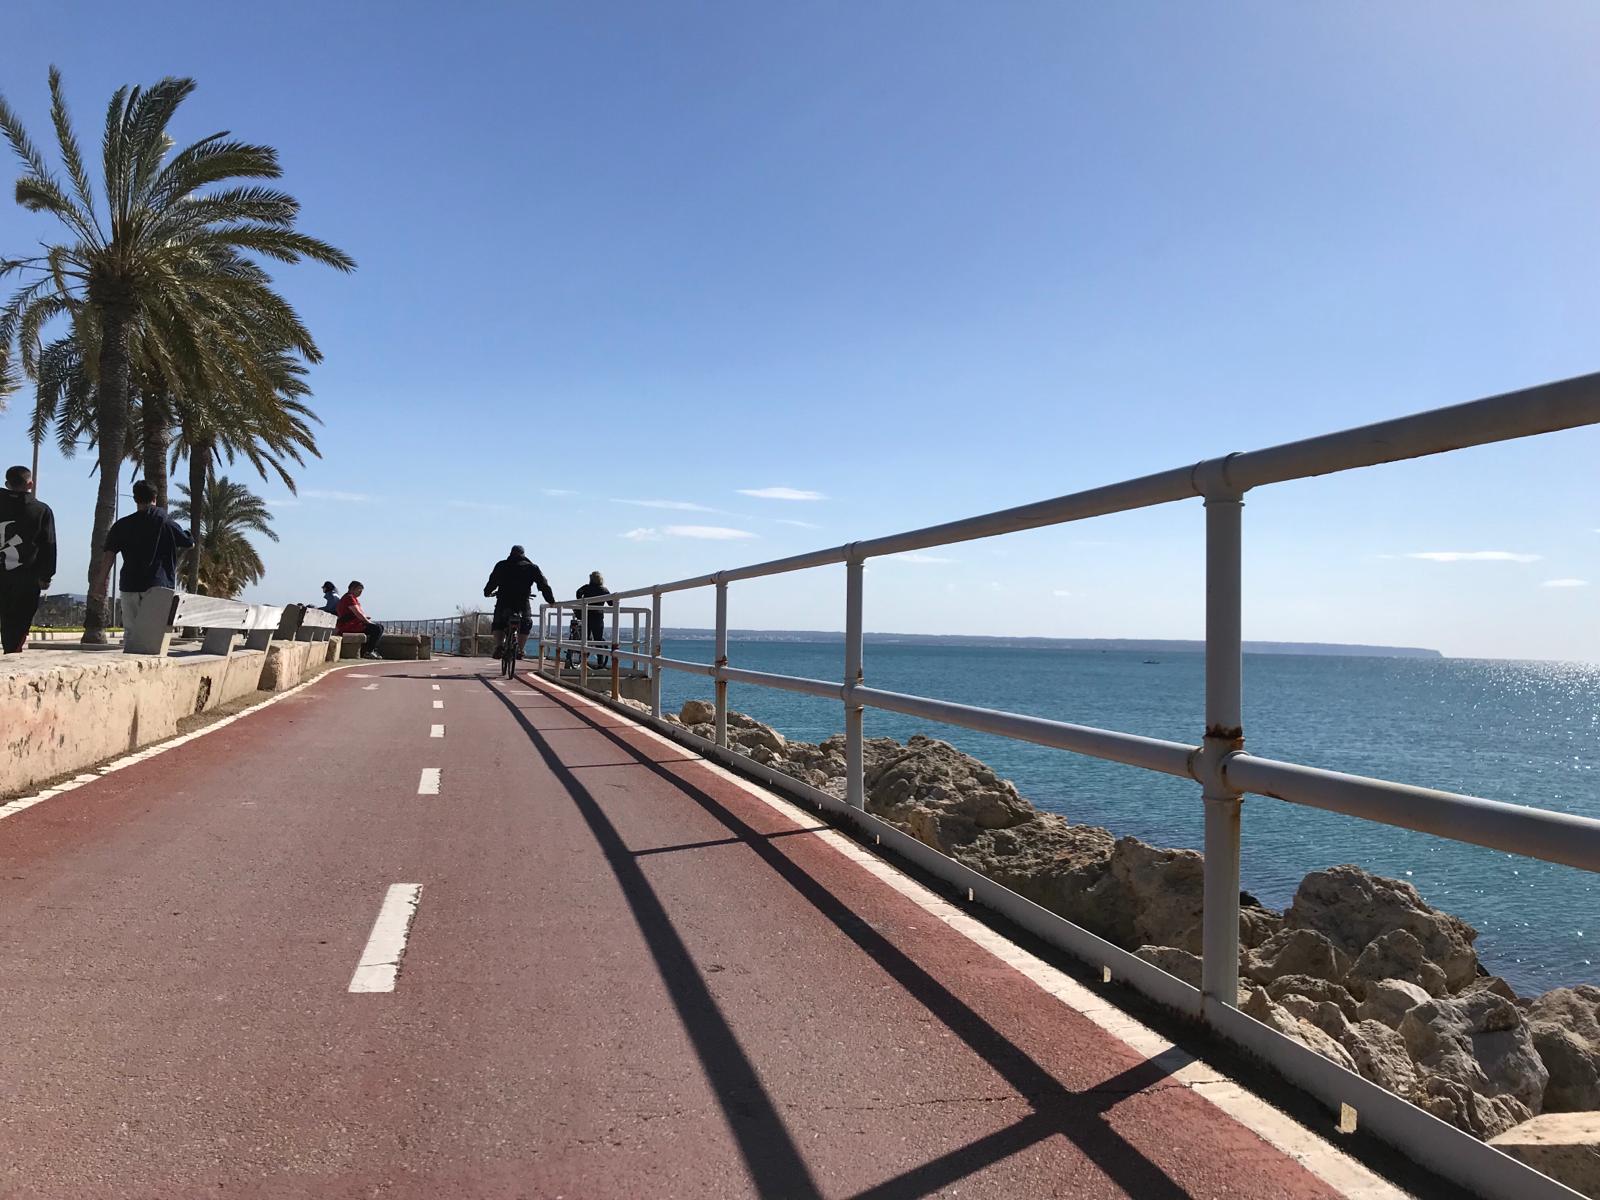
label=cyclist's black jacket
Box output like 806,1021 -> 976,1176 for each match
483,554 -> 555,609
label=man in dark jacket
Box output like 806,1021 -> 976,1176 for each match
483,544 -> 555,659
104,479 -> 194,628
0,465 -> 56,653
575,570 -> 613,670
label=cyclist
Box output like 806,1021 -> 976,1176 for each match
483,544 -> 556,661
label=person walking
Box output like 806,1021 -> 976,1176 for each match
104,479 -> 193,630
575,570 -> 613,670
482,544 -> 555,661
335,581 -> 385,659
0,465 -> 56,654
319,580 -> 339,615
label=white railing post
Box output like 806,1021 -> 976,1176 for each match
554,605 -> 564,676
1199,474 -> 1245,1016
844,553 -> 866,810
579,603 -> 589,690
650,590 -> 663,718
536,604 -> 547,674
714,577 -> 729,748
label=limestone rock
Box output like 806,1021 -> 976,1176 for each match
1344,928 -> 1449,1000
1242,987 -> 1357,1072
1133,945 -> 1201,988
1526,985 -> 1600,1113
1357,978 -> 1432,1029
1340,1019 -> 1418,1097
953,815 -> 1117,936
1083,838 -> 1206,955
1243,928 -> 1352,987
1400,992 -> 1548,1118
1286,865 -> 1479,992
1239,903 -> 1284,950
730,721 -> 786,755
865,735 -> 1036,851
1489,1111 -> 1600,1198
679,699 -> 715,725
1267,975 -> 1359,1021
1413,1073 -> 1533,1140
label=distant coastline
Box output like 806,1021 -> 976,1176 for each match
661,629 -> 1443,658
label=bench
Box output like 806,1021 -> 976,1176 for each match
123,588 -> 338,657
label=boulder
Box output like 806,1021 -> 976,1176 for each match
1413,1073 -> 1532,1141
1489,1112 -> 1600,1198
1087,838 -> 1206,955
1239,903 -> 1284,950
1526,985 -> 1600,1112
1339,1019 -> 1418,1097
1357,978 -> 1432,1029
731,721 -> 786,755
679,699 -> 715,725
953,815 -> 1118,937
1286,865 -> 1479,992
1344,928 -> 1449,999
865,735 -> 1036,852
1243,928 -> 1352,987
1242,987 -> 1357,1072
1134,945 -> 1202,988
1399,991 -> 1548,1119
1266,975 -> 1359,1020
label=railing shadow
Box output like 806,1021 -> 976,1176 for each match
486,678 -> 1197,1199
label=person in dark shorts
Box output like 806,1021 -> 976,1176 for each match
0,465 -> 56,653
483,544 -> 555,660
575,570 -> 613,670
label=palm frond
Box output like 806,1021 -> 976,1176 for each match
46,66 -> 101,241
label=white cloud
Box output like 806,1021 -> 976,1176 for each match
892,553 -> 957,565
737,487 -> 826,501
300,489 -> 373,503
1052,589 -> 1073,598
612,498 -> 719,512
1404,551 -> 1542,563
665,525 -> 757,540
542,488 -> 577,497
621,527 -> 662,541
1541,578 -> 1590,588
776,518 -> 820,529
264,496 -> 301,508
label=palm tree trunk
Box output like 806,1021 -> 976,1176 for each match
141,391 -> 171,509
187,439 -> 209,593
83,309 -> 133,644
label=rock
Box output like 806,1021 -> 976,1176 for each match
1400,991 -> 1548,1119
953,815 -> 1118,936
865,735 -> 1037,852
1239,904 -> 1284,950
1242,987 -> 1357,1072
1413,1073 -> 1532,1140
1357,978 -> 1432,1029
1087,838 -> 1206,955
1243,928 -> 1352,987
1344,928 -> 1449,999
1489,1112 -> 1600,1197
679,699 -> 715,725
1267,976 -> 1359,1021
1286,865 -> 1479,992
1339,1019 -> 1418,1097
1526,985 -> 1600,1112
1134,945 -> 1201,988
731,722 -> 786,754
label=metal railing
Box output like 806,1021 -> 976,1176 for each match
535,371 -> 1600,1200
389,613 -> 486,657
533,602 -> 654,699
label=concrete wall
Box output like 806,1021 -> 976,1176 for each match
2,643 -> 332,797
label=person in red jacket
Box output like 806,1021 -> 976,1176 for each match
335,580 -> 384,660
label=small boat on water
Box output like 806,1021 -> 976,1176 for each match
1142,658 -> 1160,664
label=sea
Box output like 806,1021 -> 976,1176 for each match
652,639 -> 1598,998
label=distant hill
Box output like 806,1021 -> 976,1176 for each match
660,629 -> 1443,658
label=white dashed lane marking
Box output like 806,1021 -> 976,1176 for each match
347,884 -> 422,993
362,684 -> 379,691
430,725 -> 444,738
433,700 -> 443,709
431,684 -> 440,690
417,768 -> 441,795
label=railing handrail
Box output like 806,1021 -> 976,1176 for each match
520,369 -> 1600,1200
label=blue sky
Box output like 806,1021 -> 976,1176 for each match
1,2 -> 1597,660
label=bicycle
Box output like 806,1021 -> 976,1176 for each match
499,610 -> 525,679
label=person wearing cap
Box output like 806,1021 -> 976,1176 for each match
483,544 -> 555,661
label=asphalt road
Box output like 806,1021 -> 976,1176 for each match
0,661 -> 1353,1198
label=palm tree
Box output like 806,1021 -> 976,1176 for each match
0,68 -> 353,640
171,475 -> 277,597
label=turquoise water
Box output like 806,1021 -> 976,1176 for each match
656,639 -> 1599,997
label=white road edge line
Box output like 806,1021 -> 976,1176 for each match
523,677 -> 1406,1200
0,662 -> 366,824
348,883 -> 423,993
430,724 -> 445,738
417,767 -> 441,795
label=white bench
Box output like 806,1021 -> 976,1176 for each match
123,588 -> 336,656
